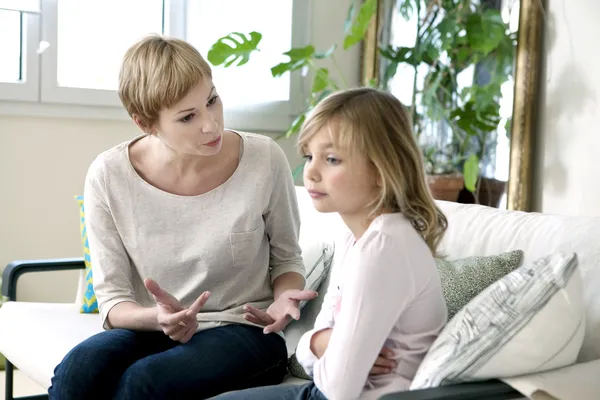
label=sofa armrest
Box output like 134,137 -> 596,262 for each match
380,380 -> 523,400
2,258 -> 85,301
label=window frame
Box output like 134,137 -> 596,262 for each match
0,0 -> 310,132
0,10 -> 40,102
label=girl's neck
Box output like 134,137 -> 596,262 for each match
341,207 -> 395,242
340,212 -> 376,242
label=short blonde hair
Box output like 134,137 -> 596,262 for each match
298,87 -> 448,255
118,35 -> 212,129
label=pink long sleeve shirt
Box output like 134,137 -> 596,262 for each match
296,213 -> 448,400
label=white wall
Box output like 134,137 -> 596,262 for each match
0,0 -> 360,302
533,0 -> 600,216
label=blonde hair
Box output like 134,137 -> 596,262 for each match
118,35 -> 212,129
298,87 -> 448,255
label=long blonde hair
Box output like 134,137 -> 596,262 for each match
298,87 -> 448,255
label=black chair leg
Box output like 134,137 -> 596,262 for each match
6,358 -> 14,400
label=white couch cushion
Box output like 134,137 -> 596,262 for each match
502,358 -> 600,400
0,302 -> 102,389
411,252 -> 585,389
436,201 -> 600,362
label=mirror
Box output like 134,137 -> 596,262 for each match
361,0 -> 545,211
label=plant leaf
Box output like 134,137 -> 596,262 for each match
343,0 -> 378,50
344,0 -> 358,33
312,68 -> 330,93
286,113 -> 307,138
271,45 -> 316,77
465,10 -> 508,56
314,45 -> 336,59
207,32 -> 262,67
463,154 -> 479,192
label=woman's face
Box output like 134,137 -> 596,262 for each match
152,79 -> 225,157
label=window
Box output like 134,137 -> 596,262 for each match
0,0 -> 310,131
0,10 -> 22,83
186,0 -> 293,107
0,1 -> 40,101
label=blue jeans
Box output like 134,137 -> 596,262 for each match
48,324 -> 287,400
212,382 -> 327,400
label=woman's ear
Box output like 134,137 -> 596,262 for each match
132,114 -> 155,134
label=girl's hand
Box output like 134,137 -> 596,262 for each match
369,347 -> 396,375
243,289 -> 318,334
144,278 -> 211,343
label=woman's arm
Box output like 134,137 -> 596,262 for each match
312,231 -> 419,400
105,302 -> 159,330
272,271 -> 305,299
84,160 -> 157,330
264,140 -> 306,283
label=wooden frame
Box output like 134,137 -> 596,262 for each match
361,0 -> 546,211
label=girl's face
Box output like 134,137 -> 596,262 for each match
302,126 -> 380,218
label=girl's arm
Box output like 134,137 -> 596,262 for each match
295,235 -> 346,375
311,230 -> 420,400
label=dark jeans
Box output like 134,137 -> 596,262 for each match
212,382 -> 327,400
48,324 -> 288,400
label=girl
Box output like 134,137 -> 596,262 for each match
216,87 -> 449,400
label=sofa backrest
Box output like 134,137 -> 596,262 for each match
436,200 -> 600,362
287,191 -> 600,362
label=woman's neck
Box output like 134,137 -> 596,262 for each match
150,135 -> 217,176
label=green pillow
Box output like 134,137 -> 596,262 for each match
288,353 -> 311,380
436,250 -> 524,320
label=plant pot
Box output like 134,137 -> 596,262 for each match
426,173 -> 464,202
477,177 -> 507,208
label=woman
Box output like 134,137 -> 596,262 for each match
48,35 -> 316,400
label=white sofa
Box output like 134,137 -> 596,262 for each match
1,187 -> 600,400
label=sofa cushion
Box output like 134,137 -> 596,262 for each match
410,252 -> 585,389
436,201 -> 600,362
437,250 -> 524,319
75,195 -> 98,313
0,302 -> 103,389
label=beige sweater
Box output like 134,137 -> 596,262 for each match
83,131 -> 305,330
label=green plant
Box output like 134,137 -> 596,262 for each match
377,0 -> 515,191
206,0 -> 378,142
206,0 -> 515,193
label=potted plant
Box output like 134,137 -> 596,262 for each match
375,0 -> 516,203
205,0 -> 515,204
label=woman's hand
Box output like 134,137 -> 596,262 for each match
144,278 -> 210,343
243,289 -> 318,334
369,347 -> 396,375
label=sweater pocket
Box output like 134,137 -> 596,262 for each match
230,226 -> 264,267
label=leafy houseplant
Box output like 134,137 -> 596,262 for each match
378,0 -> 516,203
206,0 -> 515,204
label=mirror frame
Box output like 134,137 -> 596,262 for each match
361,0 -> 546,211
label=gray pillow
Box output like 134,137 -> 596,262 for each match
436,250 -> 524,320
